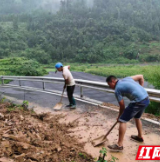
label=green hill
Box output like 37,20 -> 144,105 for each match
0,0 -> 160,63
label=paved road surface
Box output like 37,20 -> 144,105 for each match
0,71 -> 153,110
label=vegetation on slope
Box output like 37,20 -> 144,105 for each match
0,0 -> 160,63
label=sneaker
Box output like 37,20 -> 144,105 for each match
131,135 -> 144,142
107,144 -> 123,152
70,105 -> 76,109
66,104 -> 72,107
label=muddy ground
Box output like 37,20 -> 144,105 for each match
0,102 -> 93,162
0,102 -> 160,162
57,105 -> 160,162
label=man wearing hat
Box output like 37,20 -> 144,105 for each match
55,62 -> 76,109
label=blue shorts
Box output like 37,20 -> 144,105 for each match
119,97 -> 150,123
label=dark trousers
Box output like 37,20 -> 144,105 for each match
67,85 -> 76,105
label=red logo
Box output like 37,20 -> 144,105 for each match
136,146 -> 160,160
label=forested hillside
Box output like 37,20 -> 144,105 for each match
0,0 -> 160,63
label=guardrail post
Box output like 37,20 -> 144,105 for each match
80,86 -> 83,98
42,80 -> 45,90
19,79 -> 21,86
1,76 -> 4,85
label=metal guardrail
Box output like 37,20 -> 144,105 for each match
0,76 -> 160,103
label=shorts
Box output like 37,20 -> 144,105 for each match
119,97 -> 150,123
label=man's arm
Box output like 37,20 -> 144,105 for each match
131,74 -> 144,86
65,79 -> 69,85
63,79 -> 69,89
63,73 -> 69,89
115,91 -> 125,120
117,99 -> 125,121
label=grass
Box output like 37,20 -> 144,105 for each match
45,68 -> 55,73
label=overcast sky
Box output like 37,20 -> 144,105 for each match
41,0 -> 94,13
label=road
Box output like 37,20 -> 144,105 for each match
0,71 -> 153,110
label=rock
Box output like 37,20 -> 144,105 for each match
1,141 -> 10,148
24,159 -> 34,162
14,153 -> 25,162
2,134 -> 18,141
26,153 -> 42,161
70,148 -> 75,152
57,146 -> 62,152
0,113 -> 4,119
16,142 -> 31,150
19,115 -> 24,121
36,151 -> 44,155
0,157 -> 14,162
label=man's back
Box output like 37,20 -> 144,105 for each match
62,66 -> 75,86
115,77 -> 148,103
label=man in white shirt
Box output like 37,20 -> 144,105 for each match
55,62 -> 76,109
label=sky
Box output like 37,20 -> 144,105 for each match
41,0 -> 94,13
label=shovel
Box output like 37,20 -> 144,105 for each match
53,87 -> 65,110
91,121 -> 118,147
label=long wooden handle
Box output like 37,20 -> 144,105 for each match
60,87 -> 65,103
103,121 -> 118,139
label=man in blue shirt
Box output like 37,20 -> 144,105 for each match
106,75 -> 149,152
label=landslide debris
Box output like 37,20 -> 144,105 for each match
0,102 -> 93,162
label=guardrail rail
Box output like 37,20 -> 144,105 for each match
0,76 -> 160,103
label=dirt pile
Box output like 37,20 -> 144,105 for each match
0,102 -> 93,162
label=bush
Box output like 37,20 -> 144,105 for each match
139,54 -> 160,62
0,57 -> 46,76
14,61 -> 46,76
145,101 -> 160,116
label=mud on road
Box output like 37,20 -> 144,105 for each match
0,102 -> 93,162
0,102 -> 160,162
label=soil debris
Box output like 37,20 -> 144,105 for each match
0,102 -> 93,162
